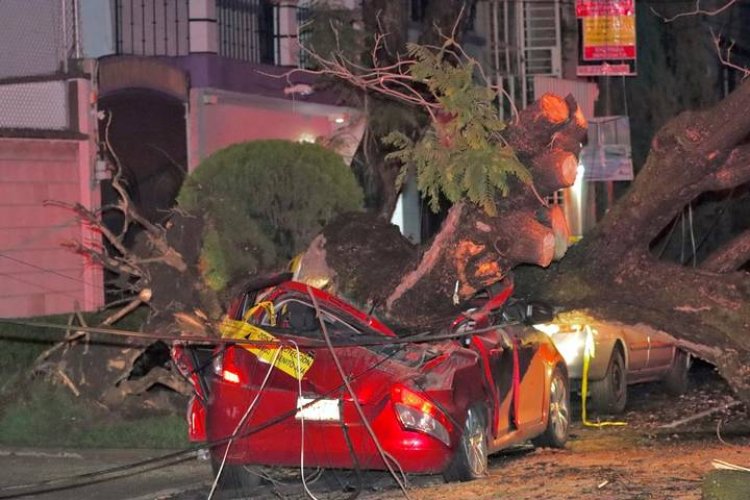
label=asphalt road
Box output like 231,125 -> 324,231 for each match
0,448 -> 213,500
1,366 -> 747,499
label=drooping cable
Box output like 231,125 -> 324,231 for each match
207,345 -> 282,500
288,339 -> 320,500
341,423 -> 363,500
688,203 -> 697,267
0,343 -> 407,499
306,286 -> 411,499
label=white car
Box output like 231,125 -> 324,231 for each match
534,314 -> 691,413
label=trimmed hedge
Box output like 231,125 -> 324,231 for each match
178,140 -> 363,290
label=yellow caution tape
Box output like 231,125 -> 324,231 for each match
581,325 -> 627,427
221,303 -> 314,381
243,301 -> 277,325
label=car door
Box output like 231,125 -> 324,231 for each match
470,329 -> 513,435
622,324 -> 649,372
500,301 -> 545,428
646,328 -> 676,371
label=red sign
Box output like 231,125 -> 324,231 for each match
584,46 -> 636,60
576,0 -> 634,17
576,0 -> 637,76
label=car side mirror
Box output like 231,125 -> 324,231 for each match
525,302 -> 555,325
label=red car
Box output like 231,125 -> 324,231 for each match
172,278 -> 569,491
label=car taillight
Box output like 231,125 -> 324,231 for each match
391,384 -> 452,446
171,344 -> 206,399
212,349 -> 243,384
171,344 -> 194,379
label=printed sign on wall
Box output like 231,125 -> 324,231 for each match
576,0 -> 637,76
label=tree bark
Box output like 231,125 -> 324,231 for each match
517,79 -> 750,406
297,93 -> 587,328
700,230 -> 750,272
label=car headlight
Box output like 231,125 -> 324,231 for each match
533,323 -> 561,336
534,323 -> 596,364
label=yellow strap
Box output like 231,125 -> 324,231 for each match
242,301 -> 276,326
221,302 -> 314,380
581,325 -> 627,427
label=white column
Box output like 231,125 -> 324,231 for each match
189,0 -> 218,53
277,1 -> 300,66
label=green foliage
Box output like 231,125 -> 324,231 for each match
0,311 -> 184,449
0,379 -> 187,448
384,44 -> 530,215
178,140 -> 364,291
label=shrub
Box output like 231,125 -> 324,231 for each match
178,140 -> 363,291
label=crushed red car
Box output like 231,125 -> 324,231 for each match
172,277 -> 570,490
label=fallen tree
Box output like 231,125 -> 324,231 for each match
296,93 -> 586,328
518,82 -> 750,404
35,29 -> 750,411
290,34 -> 750,406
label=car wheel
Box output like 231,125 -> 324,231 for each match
588,347 -> 627,414
211,458 -> 262,496
443,404 -> 488,482
662,349 -> 691,396
532,365 -> 570,448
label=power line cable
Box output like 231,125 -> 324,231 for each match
0,346 -> 408,499
0,252 -> 104,292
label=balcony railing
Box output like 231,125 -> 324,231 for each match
217,0 -> 276,64
115,0 -> 190,57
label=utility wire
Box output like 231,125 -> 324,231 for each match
0,316 -> 513,350
308,286 -> 411,499
0,252 -> 105,292
0,346 -> 407,499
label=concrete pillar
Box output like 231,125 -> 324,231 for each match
75,77 -> 104,310
189,0 -> 218,53
278,1 -> 299,66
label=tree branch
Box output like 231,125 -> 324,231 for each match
701,143 -> 750,191
701,229 -> 750,273
650,0 -> 737,23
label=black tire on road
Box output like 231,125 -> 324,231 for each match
663,349 -> 691,396
443,404 -> 488,482
588,347 -> 627,414
532,365 -> 570,448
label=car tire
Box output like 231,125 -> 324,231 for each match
443,404 -> 488,482
532,365 -> 570,448
663,349 -> 691,396
588,347 -> 627,414
210,458 -> 262,496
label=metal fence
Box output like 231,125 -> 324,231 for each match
115,0 -> 190,57
217,0 -> 276,64
0,0 -> 80,80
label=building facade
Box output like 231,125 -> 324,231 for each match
0,0 -> 363,318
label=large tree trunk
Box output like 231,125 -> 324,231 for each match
301,81 -> 750,406
517,79 -> 750,405
297,94 -> 586,328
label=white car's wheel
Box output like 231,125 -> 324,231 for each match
589,348 -> 627,414
663,349 -> 691,395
